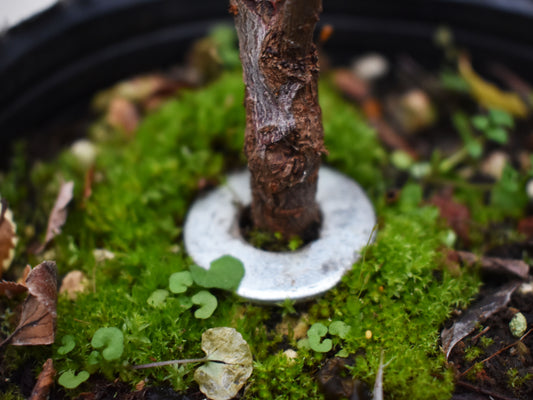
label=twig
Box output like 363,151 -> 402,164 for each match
132,357 -> 207,370
457,380 -> 519,400
471,325 -> 490,342
459,328 -> 532,378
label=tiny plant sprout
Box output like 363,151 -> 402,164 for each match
509,312 -> 527,337
147,289 -> 169,308
307,323 -> 332,353
329,321 -> 351,339
58,370 -> 90,389
57,335 -> 76,355
192,291 -> 218,319
91,327 -> 124,361
88,350 -> 101,366
169,271 -> 193,294
189,255 -> 244,291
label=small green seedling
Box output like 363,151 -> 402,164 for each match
147,289 -> 169,308
189,255 -> 245,291
329,321 -> 351,339
192,291 -> 218,319
91,327 -> 124,361
58,370 -> 90,389
169,271 -> 193,293
471,108 -> 513,144
299,321 -> 353,353
57,335 -> 76,355
87,350 -> 101,366
307,323 -> 332,353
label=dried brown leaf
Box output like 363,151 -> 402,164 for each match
107,97 -> 140,136
5,261 -> 58,346
36,181 -> 74,254
0,265 -> 30,298
59,270 -> 88,300
332,69 -> 369,101
455,250 -> 529,280
0,198 -> 18,275
441,281 -> 519,360
30,359 -> 55,400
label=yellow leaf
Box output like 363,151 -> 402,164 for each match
459,55 -> 528,117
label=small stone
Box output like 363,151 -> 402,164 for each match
293,319 -> 309,340
481,151 -> 509,180
351,53 -> 389,81
518,282 -> 533,295
509,312 -> 528,338
283,349 -> 298,360
93,248 -> 115,263
527,180 -> 533,200
70,139 -> 97,168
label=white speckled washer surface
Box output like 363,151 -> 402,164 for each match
184,167 -> 376,303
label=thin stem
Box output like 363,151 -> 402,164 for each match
132,357 -> 208,370
456,380 -> 518,400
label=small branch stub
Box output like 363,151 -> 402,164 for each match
231,0 -> 326,241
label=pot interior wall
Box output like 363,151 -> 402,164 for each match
1,0 -> 533,155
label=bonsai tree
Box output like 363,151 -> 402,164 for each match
231,0 -> 326,242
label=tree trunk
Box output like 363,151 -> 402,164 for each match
231,0 -> 326,241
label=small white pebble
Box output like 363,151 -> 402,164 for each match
527,180 -> 533,201
481,151 -> 509,180
71,139 -> 97,168
93,248 -> 115,263
518,281 -> 533,295
283,349 -> 298,360
351,53 -> 389,81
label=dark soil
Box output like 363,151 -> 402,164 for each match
450,289 -> 533,400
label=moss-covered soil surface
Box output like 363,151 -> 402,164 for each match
1,27 -> 533,400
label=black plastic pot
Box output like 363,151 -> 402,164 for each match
1,0 -> 533,147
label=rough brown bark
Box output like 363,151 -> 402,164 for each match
231,0 -> 326,240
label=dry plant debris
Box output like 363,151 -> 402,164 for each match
36,181 -> 74,254
0,198 -> 18,275
0,261 -> 58,347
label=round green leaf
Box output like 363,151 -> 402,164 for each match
192,290 -> 218,319
91,327 -> 124,361
169,271 -> 193,294
329,321 -> 351,339
189,255 -> 245,291
308,322 -> 332,353
57,335 -> 76,355
58,370 -> 90,389
147,289 -> 169,308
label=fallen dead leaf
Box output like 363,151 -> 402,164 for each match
0,261 -> 58,347
106,97 -> 140,136
194,327 -> 253,400
332,69 -> 369,101
459,54 -> 528,117
36,181 -> 74,254
453,250 -> 529,280
0,265 -> 30,298
0,198 -> 18,276
30,358 -> 55,400
441,281 -> 519,360
59,270 -> 88,300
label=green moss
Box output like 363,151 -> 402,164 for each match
0,72 -> 481,399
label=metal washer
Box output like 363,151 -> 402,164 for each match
184,166 -> 376,303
